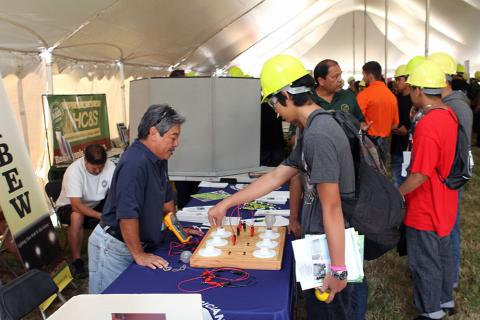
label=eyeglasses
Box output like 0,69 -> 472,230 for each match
266,96 -> 279,110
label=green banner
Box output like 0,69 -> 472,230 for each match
45,94 -> 111,165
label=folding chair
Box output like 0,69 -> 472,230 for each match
44,180 -> 69,245
0,269 -> 66,320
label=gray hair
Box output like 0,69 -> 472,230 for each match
137,104 -> 186,139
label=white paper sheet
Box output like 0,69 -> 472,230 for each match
292,228 -> 364,290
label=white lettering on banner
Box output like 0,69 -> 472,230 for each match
72,110 -> 99,129
0,134 -> 32,218
202,301 -> 225,320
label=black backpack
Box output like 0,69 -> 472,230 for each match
434,109 -> 473,189
317,110 -> 405,260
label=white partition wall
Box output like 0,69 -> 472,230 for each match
129,77 -> 261,176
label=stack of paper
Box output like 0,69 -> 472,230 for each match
198,181 -> 229,188
292,228 -> 364,290
256,191 -> 290,204
255,209 -> 290,217
176,206 -> 212,224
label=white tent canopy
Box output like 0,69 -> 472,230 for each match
0,0 -> 479,76
0,0 -> 478,179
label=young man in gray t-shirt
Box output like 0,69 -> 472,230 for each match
208,55 -> 355,319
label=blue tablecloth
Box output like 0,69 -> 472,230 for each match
104,186 -> 294,320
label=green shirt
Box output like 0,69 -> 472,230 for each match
316,89 -> 365,122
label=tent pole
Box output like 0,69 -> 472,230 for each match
40,49 -> 54,94
117,61 -> 128,126
384,0 -> 388,81
425,0 -> 430,56
16,63 -> 30,153
364,0 -> 367,64
353,12 -> 356,75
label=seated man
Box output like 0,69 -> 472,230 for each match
55,144 -> 115,277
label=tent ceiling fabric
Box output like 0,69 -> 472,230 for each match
0,0 -> 478,77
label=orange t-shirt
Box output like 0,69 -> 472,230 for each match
357,81 -> 399,137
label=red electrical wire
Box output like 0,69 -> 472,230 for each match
168,237 -> 199,256
177,267 -> 252,293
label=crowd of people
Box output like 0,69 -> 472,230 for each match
2,51 -> 478,320
210,52 -> 478,320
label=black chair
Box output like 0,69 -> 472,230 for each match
45,180 -> 68,229
0,269 -> 66,320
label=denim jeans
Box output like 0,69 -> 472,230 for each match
391,152 -> 406,188
451,187 -> 463,288
406,227 -> 454,319
88,225 -> 133,293
350,277 -> 368,320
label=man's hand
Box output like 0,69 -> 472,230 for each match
133,252 -> 169,270
208,203 -> 228,227
392,125 -> 408,136
287,220 -> 301,238
185,226 -> 204,237
318,274 -> 347,303
360,121 -> 373,132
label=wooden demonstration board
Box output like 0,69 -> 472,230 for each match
190,226 -> 286,270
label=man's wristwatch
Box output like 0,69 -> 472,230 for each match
330,269 -> 348,281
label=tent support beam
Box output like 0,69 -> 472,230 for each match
353,12 -> 356,75
40,49 -> 54,94
384,0 -> 389,81
364,0 -> 367,64
425,0 -> 430,56
117,61 -> 128,126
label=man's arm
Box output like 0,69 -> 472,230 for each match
288,173 -> 303,238
119,219 -> 168,269
208,165 -> 299,226
317,182 -> 347,303
70,198 -> 102,220
398,173 -> 428,196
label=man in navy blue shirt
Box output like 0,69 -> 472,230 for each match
88,104 -> 185,294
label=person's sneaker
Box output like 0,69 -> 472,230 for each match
442,307 -> 456,316
71,259 -> 87,278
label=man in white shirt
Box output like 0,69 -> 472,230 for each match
56,144 -> 115,277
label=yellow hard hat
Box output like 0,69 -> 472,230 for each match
347,76 -> 355,83
227,66 -> 244,77
186,71 -> 198,77
359,80 -> 366,87
475,71 -> 480,81
406,60 -> 447,89
260,54 -> 309,101
457,64 -> 465,74
405,56 -> 426,75
428,52 -> 456,75
394,65 -> 408,78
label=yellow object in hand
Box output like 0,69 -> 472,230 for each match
315,289 -> 330,301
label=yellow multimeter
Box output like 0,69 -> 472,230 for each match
164,212 -> 192,244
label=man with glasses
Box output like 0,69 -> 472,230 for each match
209,54 -> 354,319
88,104 -> 185,294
